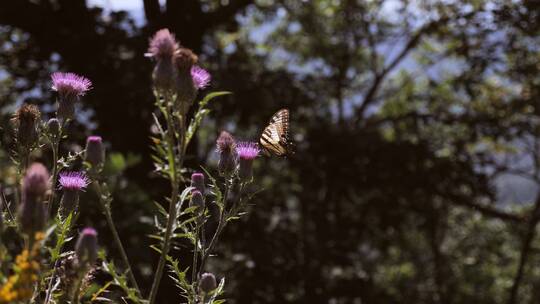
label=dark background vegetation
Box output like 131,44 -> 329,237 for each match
1,0 -> 540,303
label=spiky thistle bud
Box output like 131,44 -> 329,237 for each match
191,172 -> 205,194
147,29 -> 179,94
51,72 -> 92,122
47,118 -> 61,138
199,272 -> 217,294
58,172 -> 89,218
75,227 -> 98,267
216,131 -> 236,176
189,190 -> 205,215
236,142 -> 260,182
85,136 -> 105,169
13,104 -> 41,151
174,47 -> 198,113
19,163 -> 50,235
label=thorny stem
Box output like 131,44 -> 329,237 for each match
148,102 -> 184,304
44,214 -> 73,304
198,180 -> 231,276
93,181 -> 142,296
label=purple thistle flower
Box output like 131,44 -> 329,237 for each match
191,66 -> 211,89
51,72 -> 92,98
236,142 -> 260,181
51,72 -> 92,121
58,171 -> 88,217
59,171 -> 89,191
236,142 -> 260,160
146,28 -> 179,59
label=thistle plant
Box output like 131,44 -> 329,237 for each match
0,27 -> 263,304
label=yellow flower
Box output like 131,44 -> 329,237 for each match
0,233 -> 42,303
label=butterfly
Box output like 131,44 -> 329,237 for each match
259,108 -> 293,157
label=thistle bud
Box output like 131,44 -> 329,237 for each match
189,190 -> 205,215
47,118 -> 61,138
174,48 -> 198,111
236,142 -> 260,182
22,163 -> 50,199
13,104 -> 41,150
199,272 -> 217,294
85,136 -> 105,168
191,172 -> 205,194
75,227 -> 98,267
216,131 -> 236,176
58,172 -> 89,218
19,163 -> 50,235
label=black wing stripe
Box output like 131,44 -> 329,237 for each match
260,136 -> 285,155
260,109 -> 291,156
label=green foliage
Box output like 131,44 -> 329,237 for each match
100,251 -> 146,304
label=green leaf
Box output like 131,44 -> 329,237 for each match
201,166 -> 223,210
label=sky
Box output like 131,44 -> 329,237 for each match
88,0 -> 148,25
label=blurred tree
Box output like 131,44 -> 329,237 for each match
1,0 -> 540,303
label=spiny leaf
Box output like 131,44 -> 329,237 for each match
186,91 -> 232,145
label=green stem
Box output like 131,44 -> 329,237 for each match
93,182 -> 141,296
47,138 -> 59,216
71,271 -> 85,304
148,105 -> 183,304
191,222 -> 200,284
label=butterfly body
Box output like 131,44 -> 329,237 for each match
259,108 -> 293,157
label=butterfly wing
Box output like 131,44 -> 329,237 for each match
260,109 -> 291,157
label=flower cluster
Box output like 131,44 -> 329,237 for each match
0,27 -> 262,304
216,132 -> 260,181
147,28 -> 211,108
